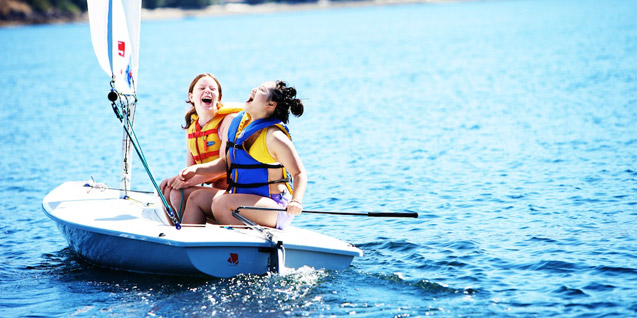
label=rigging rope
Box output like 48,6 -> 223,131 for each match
109,84 -> 182,230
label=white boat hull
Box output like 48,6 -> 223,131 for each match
42,181 -> 362,277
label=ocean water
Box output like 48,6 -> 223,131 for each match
1,0 -> 636,316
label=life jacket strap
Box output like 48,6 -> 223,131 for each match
188,129 -> 217,139
231,162 -> 284,169
226,141 -> 244,151
228,176 -> 292,189
192,151 -> 219,163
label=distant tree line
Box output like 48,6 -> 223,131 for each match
0,0 -> 216,24
2,0 -> 327,24
19,0 -> 218,14
23,0 -> 87,14
143,0 -> 219,10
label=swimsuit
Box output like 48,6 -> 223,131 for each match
270,190 -> 294,230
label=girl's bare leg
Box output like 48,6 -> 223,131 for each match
168,187 -> 197,216
212,193 -> 281,228
159,178 -> 174,208
182,188 -> 223,224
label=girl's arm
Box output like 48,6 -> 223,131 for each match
179,156 -> 227,182
169,145 -> 210,189
268,128 -> 307,216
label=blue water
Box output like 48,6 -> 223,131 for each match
1,0 -> 636,316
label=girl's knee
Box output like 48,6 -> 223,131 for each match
212,195 -> 230,219
189,189 -> 205,201
161,188 -> 172,204
212,194 -> 224,209
169,189 -> 182,203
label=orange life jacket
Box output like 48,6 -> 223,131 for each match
187,104 -> 243,164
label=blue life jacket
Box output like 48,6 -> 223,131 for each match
225,111 -> 292,197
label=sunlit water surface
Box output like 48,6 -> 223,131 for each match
1,0 -> 636,316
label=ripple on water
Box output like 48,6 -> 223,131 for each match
361,270 -> 478,297
528,260 -> 584,274
582,282 -> 616,292
378,239 -> 421,252
593,265 -> 637,277
552,286 -> 588,299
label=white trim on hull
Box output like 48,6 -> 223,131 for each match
42,181 -> 362,278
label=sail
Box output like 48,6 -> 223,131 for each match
87,0 -> 141,94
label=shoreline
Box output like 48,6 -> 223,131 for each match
1,0 -> 460,27
140,0 -> 451,21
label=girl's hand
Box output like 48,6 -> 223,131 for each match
287,200 -> 303,216
170,178 -> 189,189
179,166 -> 197,182
160,177 -> 172,191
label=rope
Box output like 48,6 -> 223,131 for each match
109,85 -> 181,230
178,188 -> 185,223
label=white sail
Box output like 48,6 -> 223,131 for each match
87,0 -> 141,94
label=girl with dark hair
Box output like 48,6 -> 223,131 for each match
159,74 -> 242,218
179,80 -> 307,230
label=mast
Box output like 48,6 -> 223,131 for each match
119,93 -> 135,196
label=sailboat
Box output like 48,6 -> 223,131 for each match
41,0 -> 369,277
